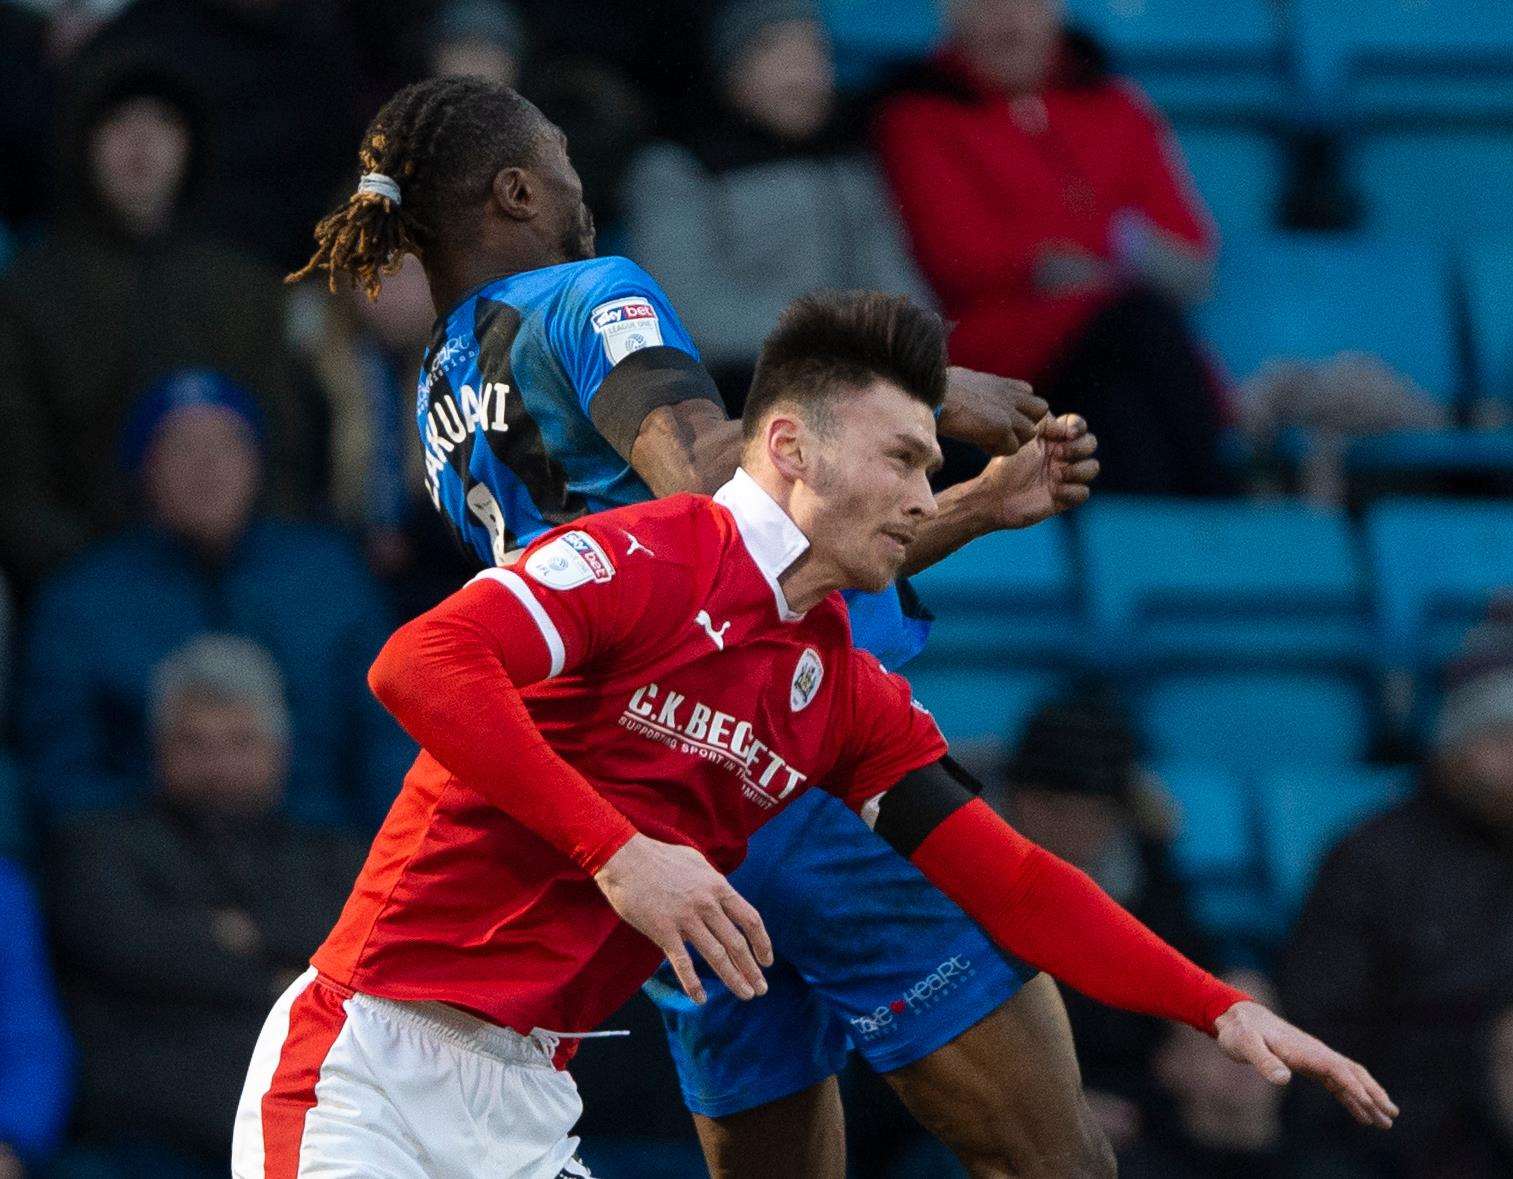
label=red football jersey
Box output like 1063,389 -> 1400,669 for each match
313,470 -> 946,1037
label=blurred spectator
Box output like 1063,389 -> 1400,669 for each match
47,635 -> 366,1176
1000,690 -> 1215,1156
1123,971 -> 1286,1177
0,51 -> 321,592
0,856 -> 73,1178
1282,669 -> 1513,1177
84,0 -> 371,270
0,3 -> 56,228
517,0 -> 706,142
622,0 -> 932,405
290,254 -> 428,564
424,0 -> 527,88
19,371 -> 412,831
874,0 -> 1233,495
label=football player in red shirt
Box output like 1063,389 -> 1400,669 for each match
232,291 -> 1395,1177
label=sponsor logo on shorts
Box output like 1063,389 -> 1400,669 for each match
847,956 -> 977,1042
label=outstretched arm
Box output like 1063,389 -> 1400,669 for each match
864,758 -> 1398,1131
626,377 -> 1091,577
900,413 -> 1099,576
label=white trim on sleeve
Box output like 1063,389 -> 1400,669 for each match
471,568 -> 567,679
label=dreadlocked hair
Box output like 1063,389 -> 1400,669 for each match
287,76 -> 547,300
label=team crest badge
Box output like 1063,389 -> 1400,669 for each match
790,648 -> 824,712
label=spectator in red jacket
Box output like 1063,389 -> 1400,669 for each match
874,0 -> 1232,494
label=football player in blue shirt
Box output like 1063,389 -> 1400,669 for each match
291,76 -> 1108,1177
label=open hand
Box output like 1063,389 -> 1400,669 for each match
939,368 -> 1048,456
1216,1001 -> 1398,1130
968,413 -> 1099,530
594,834 -> 773,1005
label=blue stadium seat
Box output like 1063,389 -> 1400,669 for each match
1342,430 -> 1513,481
1292,0 -> 1513,119
1150,756 -> 1276,947
902,665 -> 1066,747
1080,496 -> 1371,669
1199,234 -> 1460,407
1065,0 -> 1287,116
820,0 -> 942,90
1172,124 -> 1286,234
1254,764 -> 1412,912
910,519 -> 1080,664
1365,498 -> 1513,671
1135,672 -> 1375,769
1466,232 -> 1513,403
1156,760 -> 1255,881
1353,131 -> 1513,238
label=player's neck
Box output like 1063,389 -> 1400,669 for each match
426,246 -> 567,315
742,464 -> 847,613
777,551 -> 846,615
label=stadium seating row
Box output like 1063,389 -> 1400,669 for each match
907,496 -> 1513,749
824,3 -> 1513,239
1158,760 -> 1412,943
1198,230 -> 1513,413
828,1 -> 1513,121
1174,122 -> 1513,239
1067,0 -> 1513,120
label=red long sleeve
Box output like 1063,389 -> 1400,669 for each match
368,577 -> 637,875
912,799 -> 1248,1034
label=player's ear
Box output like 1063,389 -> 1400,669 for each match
490,166 -> 536,222
765,413 -> 808,482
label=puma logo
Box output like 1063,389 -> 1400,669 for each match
625,531 -> 655,558
695,609 -> 731,651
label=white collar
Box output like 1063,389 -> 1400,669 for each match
713,468 -> 810,621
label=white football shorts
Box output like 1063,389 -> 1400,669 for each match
232,968 -> 594,1178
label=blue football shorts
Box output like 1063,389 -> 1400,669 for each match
647,788 -> 1036,1118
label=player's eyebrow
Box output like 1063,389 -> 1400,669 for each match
891,431 -> 944,476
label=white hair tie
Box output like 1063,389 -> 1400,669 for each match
357,172 -> 402,206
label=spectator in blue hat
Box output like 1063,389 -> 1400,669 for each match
0,49 -> 323,594
18,368 -> 414,832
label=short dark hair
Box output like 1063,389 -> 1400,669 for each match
288,77 -> 546,299
742,291 -> 948,440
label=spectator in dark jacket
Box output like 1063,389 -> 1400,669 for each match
1281,669 -> 1513,1178
82,0 -> 371,270
999,690 -> 1216,1157
47,635 -> 367,1177
623,0 -> 932,406
19,370 -> 412,831
0,856 -> 73,1178
874,0 -> 1232,494
0,49 -> 321,591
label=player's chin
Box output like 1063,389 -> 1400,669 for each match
858,548 -> 904,592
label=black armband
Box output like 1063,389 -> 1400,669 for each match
872,755 -> 982,858
589,346 -> 723,462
